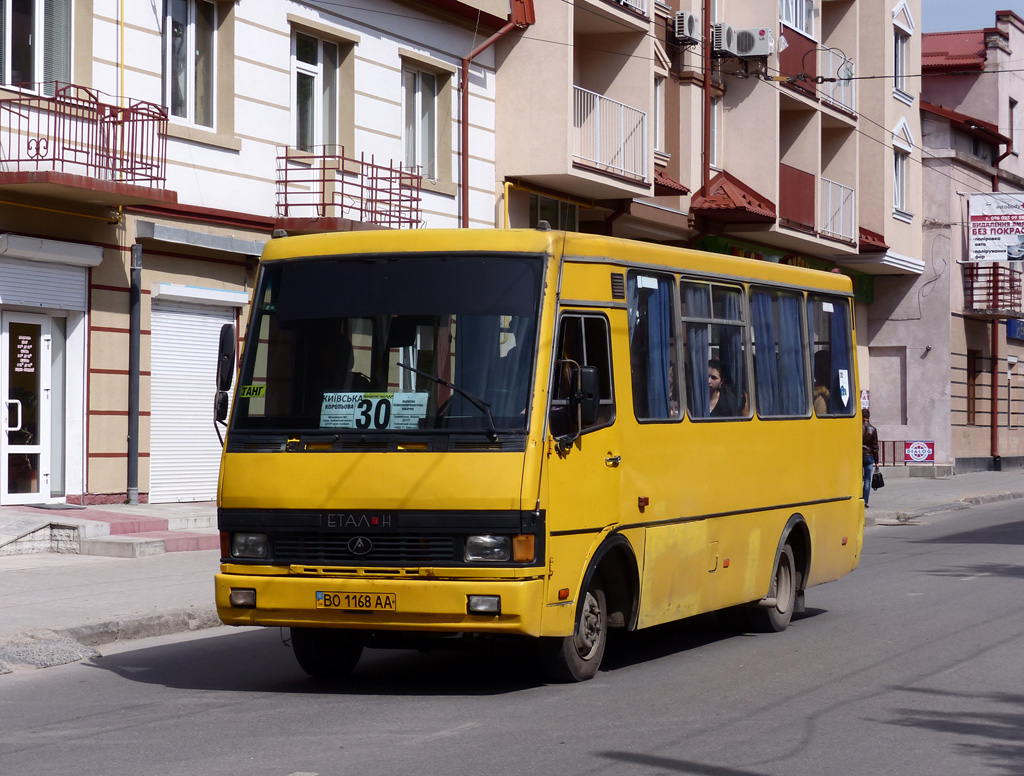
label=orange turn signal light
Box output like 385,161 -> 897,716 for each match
558,588 -> 570,601
513,534 -> 535,563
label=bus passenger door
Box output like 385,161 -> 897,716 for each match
543,312 -> 623,612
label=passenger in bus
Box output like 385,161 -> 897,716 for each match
708,359 -> 736,417
813,350 -> 831,414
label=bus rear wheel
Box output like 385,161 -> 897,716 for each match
753,543 -> 797,633
540,585 -> 607,682
290,627 -> 363,680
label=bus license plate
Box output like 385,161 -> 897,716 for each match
316,591 -> 396,611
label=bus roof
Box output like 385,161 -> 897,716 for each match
261,228 -> 853,295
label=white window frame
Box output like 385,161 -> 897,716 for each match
291,31 -> 339,153
780,0 -> 814,39
654,75 -> 665,154
0,0 -> 71,94
164,0 -> 217,128
892,118 -> 914,221
709,95 -> 722,170
403,67 -> 438,180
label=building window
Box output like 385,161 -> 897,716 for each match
293,31 -> 338,152
0,0 -> 71,94
967,350 -> 981,425
1010,99 -> 1018,154
893,29 -> 909,99
653,75 -> 665,154
780,0 -> 813,38
165,0 -> 216,128
528,193 -> 578,231
404,68 -> 437,179
709,96 -> 722,169
893,148 -> 908,215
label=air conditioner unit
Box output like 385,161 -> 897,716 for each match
712,23 -> 774,58
711,22 -> 740,57
734,27 -> 774,57
674,11 -> 699,44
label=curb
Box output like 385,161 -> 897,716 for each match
0,606 -> 221,675
866,489 -> 1024,527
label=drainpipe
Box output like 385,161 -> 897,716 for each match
127,244 -> 141,504
702,0 -> 711,197
990,140 -> 1013,468
461,21 -> 516,228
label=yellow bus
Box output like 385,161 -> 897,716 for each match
214,227 -> 863,682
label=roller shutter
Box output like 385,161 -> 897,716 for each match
150,302 -> 232,503
0,257 -> 87,311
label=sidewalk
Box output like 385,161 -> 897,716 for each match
2,469 -> 1022,674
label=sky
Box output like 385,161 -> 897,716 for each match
921,0 -> 1023,33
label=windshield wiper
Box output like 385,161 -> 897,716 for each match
396,362 -> 498,442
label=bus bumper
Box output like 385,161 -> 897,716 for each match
215,572 -> 547,637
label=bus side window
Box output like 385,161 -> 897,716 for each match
628,272 -> 680,420
808,295 -> 855,416
550,314 -> 614,436
681,281 -> 748,419
750,288 -> 809,417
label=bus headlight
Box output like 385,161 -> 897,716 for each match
465,535 -> 511,562
231,532 -> 268,559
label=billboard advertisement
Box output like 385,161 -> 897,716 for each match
968,192 -> 1024,262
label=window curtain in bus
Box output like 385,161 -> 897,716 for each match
453,314 -> 498,426
720,292 -> 743,413
497,313 -> 534,421
777,294 -> 806,414
684,284 -> 710,417
752,292 -> 805,416
628,276 -> 672,418
752,292 -> 778,415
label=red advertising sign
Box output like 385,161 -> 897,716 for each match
904,441 -> 935,463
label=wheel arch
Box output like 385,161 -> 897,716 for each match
774,513 -> 811,596
579,533 -> 641,632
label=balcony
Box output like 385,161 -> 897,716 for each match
573,86 -> 646,182
963,263 -> 1023,318
276,146 -> 422,231
0,82 -> 174,207
820,50 -> 856,115
820,177 -> 855,244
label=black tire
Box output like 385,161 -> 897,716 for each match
539,585 -> 608,682
290,628 -> 363,681
752,543 -> 797,633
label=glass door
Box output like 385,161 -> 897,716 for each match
1,313 -> 51,504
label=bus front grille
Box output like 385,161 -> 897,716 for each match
273,534 -> 459,565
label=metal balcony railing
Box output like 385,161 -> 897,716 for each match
0,82 -> 167,184
573,86 -> 646,181
609,0 -> 647,15
963,262 -> 1023,317
820,49 -> 855,114
276,146 -> 422,229
820,177 -> 855,243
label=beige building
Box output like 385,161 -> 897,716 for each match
913,10 -> 1024,471
0,0 -> 518,505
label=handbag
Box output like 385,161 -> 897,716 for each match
871,469 -> 885,491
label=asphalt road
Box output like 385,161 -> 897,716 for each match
2,501 -> 1023,776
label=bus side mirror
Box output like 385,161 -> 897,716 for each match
215,391 -> 229,423
217,323 -> 236,392
574,365 -> 600,427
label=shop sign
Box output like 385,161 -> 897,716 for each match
904,441 -> 935,463
968,193 -> 1024,262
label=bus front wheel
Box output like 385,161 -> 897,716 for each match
753,543 -> 797,633
539,584 -> 608,682
290,627 -> 363,680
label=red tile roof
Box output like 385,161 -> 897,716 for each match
922,31 -> 987,72
689,171 -> 776,223
922,100 -> 1009,144
654,168 -> 689,195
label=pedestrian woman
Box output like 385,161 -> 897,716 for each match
863,408 -> 880,506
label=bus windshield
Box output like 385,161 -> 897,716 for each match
231,252 -> 543,435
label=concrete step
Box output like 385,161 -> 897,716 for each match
0,503 -> 218,558
78,528 -> 220,558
